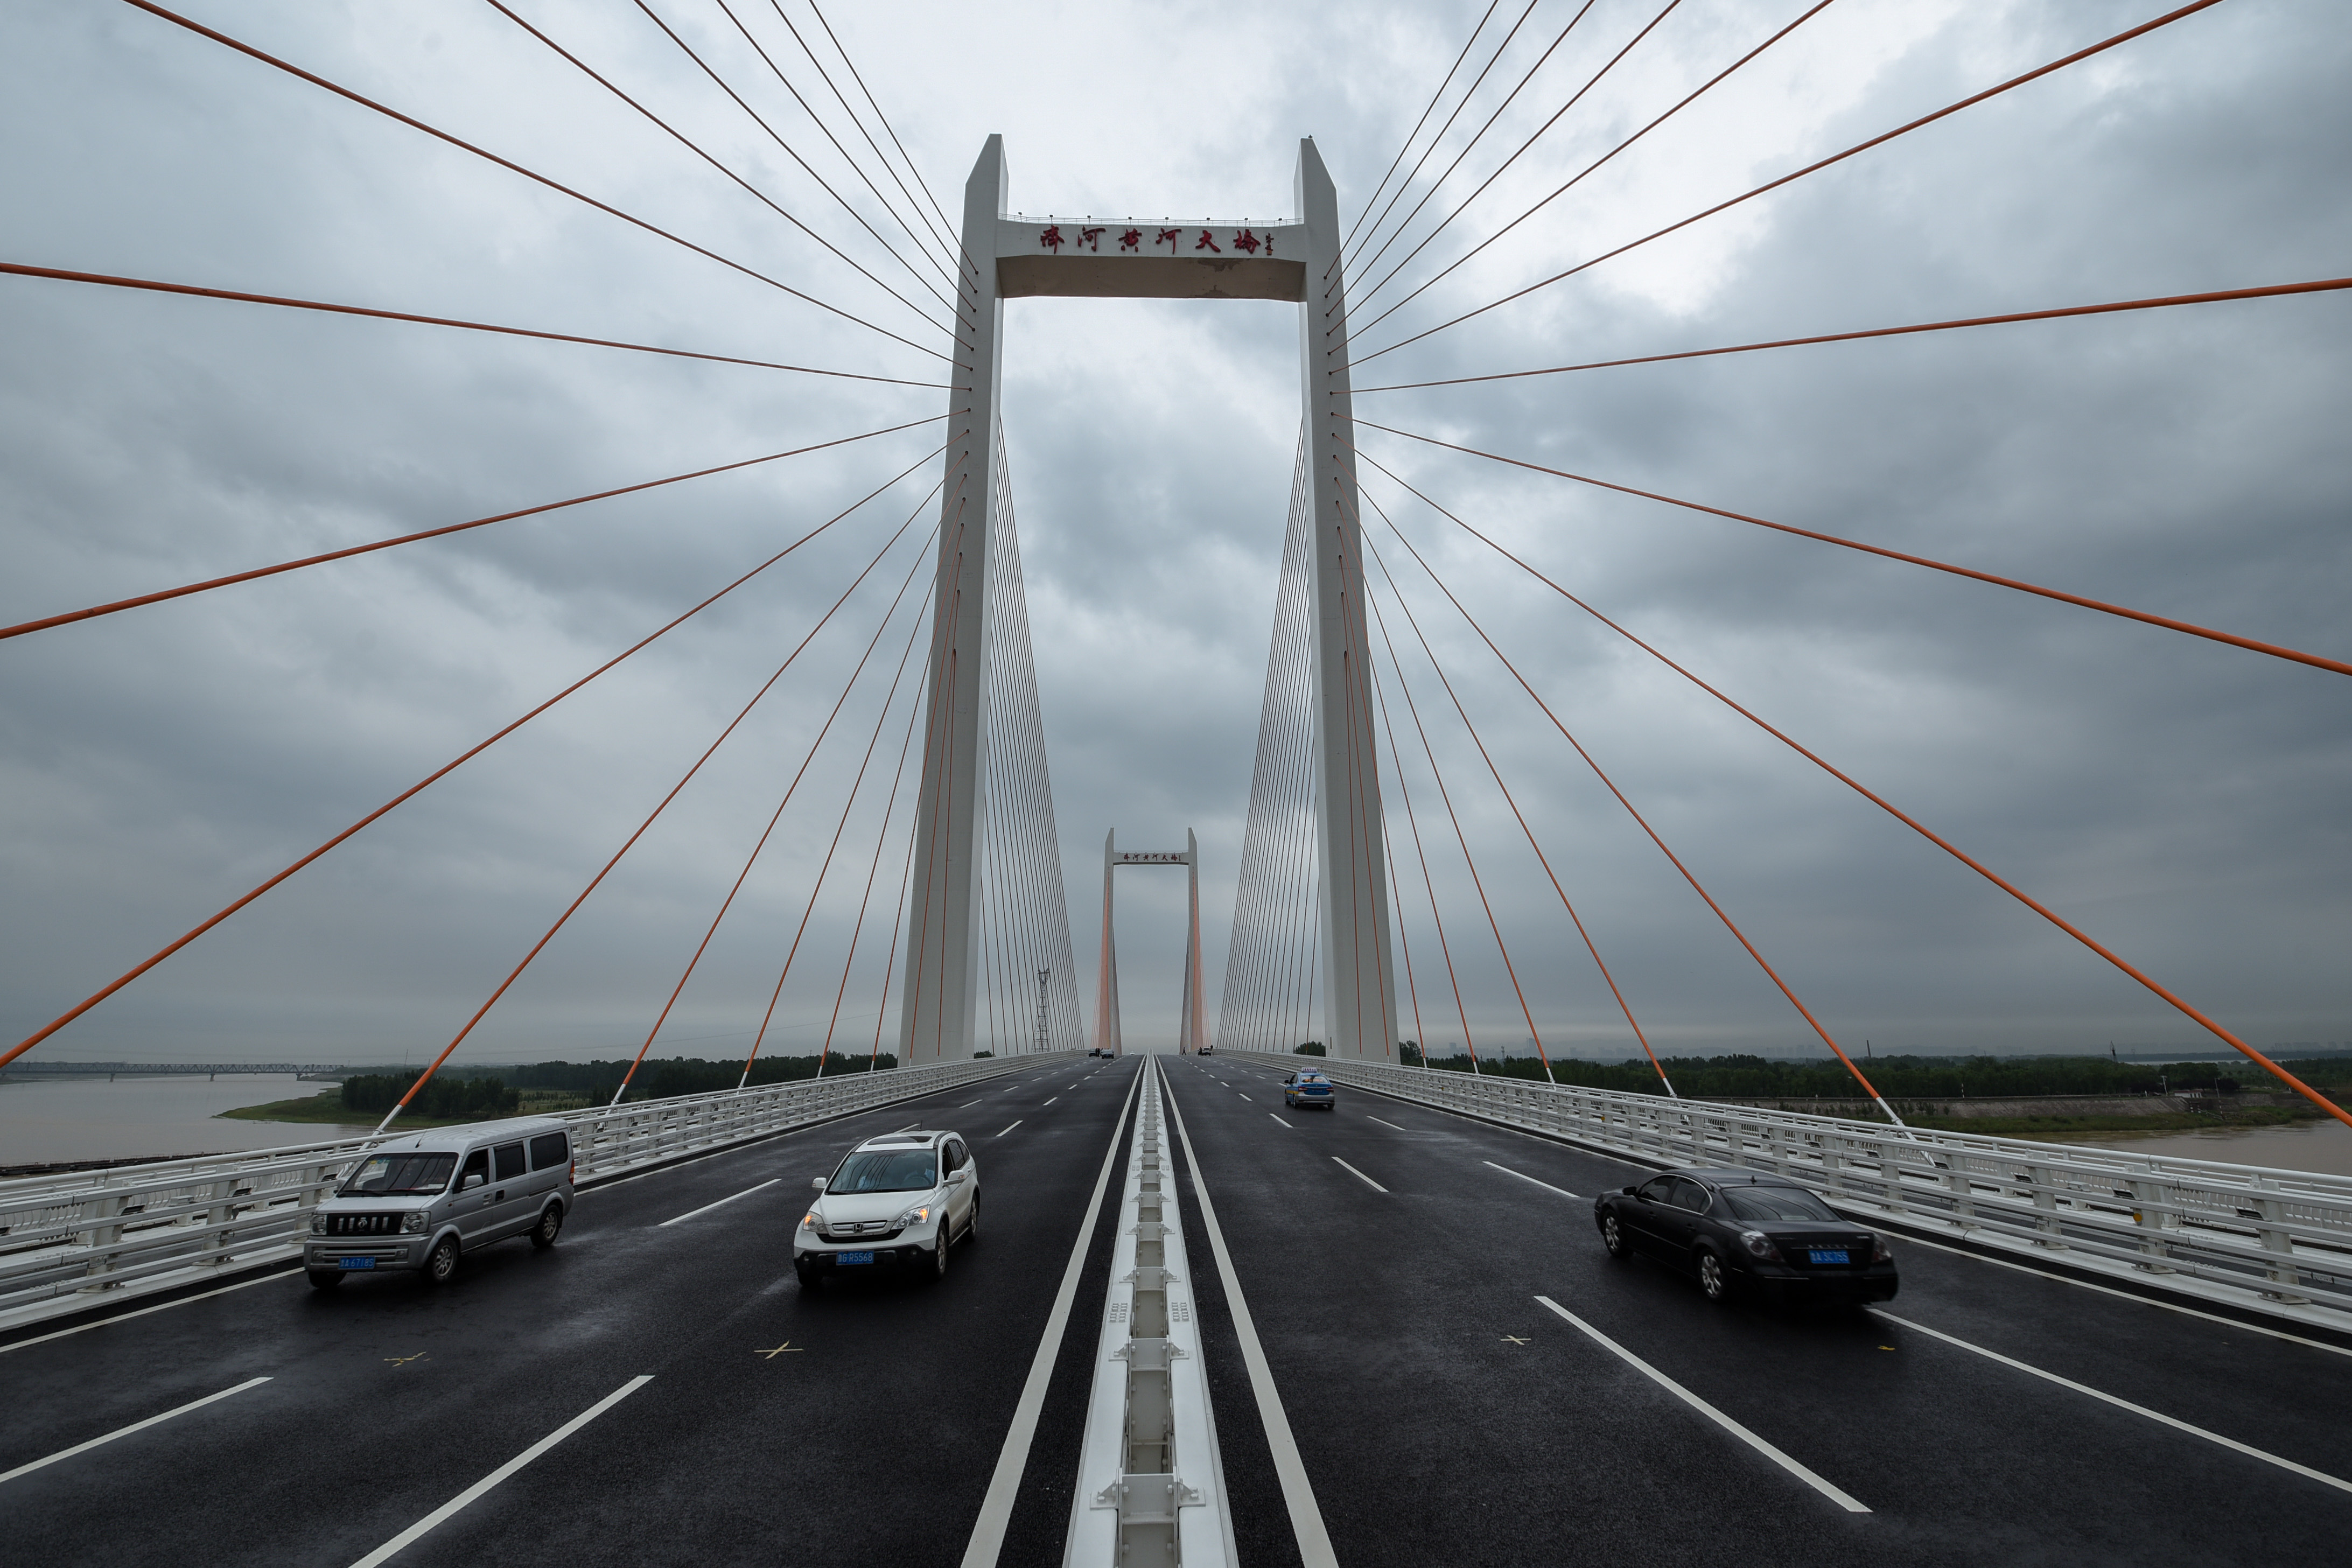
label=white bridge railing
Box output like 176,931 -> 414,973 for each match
1245,1052 -> 2352,1327
0,1054 -> 1063,1331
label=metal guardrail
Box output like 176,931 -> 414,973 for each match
0,1054 -> 1063,1331
1244,1053 -> 2352,1329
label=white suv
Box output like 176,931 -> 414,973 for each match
795,1130 -> 977,1287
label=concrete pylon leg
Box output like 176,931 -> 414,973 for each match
899,137 -> 1005,1063
1298,138 -> 1399,1060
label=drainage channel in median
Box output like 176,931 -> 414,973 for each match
1065,1058 -> 1235,1567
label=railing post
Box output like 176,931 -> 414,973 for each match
78,1188 -> 130,1292
2128,1177 -> 2175,1271
2027,1163 -> 2066,1248
2251,1189 -> 2309,1302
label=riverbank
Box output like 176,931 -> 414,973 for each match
219,1087 -> 591,1128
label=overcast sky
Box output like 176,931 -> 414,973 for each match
1,0 -> 2345,1073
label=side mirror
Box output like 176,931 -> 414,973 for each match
463,1173 -> 486,1192
1621,1185 -> 1637,1196
948,1168 -> 970,1184
811,1177 -> 828,1193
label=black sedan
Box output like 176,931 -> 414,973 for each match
1592,1168 -> 1898,1305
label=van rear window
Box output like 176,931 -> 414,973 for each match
529,1131 -> 569,1172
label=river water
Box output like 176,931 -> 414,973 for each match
0,1074 -> 373,1166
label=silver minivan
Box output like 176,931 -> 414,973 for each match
304,1116 -> 575,1289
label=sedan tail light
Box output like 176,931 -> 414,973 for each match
1739,1229 -> 1782,1262
1871,1235 -> 1894,1263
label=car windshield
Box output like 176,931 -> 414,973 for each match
338,1152 -> 457,1197
1297,1074 -> 1327,1084
1724,1185 -> 1840,1222
828,1149 -> 937,1194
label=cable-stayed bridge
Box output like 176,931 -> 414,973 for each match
3,3 -> 2349,1565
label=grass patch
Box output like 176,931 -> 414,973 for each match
217,1087 -> 590,1128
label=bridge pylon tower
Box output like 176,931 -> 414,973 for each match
1093,830 -> 1209,1055
899,135 -> 1397,1061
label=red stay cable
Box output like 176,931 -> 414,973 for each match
741,500 -> 955,1082
1350,0 -> 2228,366
1355,275 -> 2352,393
122,0 -> 951,363
1357,421 -> 2352,680
1361,563 -> 1542,1077
606,500 -> 940,1105
1364,493 -> 1896,1119
375,490 -> 935,1131
817,620 -> 932,1068
0,440 -> 951,1074
0,262 -> 956,388
1359,452 -> 2352,1131
1361,502 -> 1677,1096
1,414 -> 947,642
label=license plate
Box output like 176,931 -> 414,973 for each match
838,1250 -> 874,1266
1807,1249 -> 1850,1266
338,1256 -> 377,1271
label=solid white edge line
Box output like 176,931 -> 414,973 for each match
1534,1295 -> 1870,1513
348,1375 -> 654,1568
1365,1115 -> 1406,1131
0,1271 -> 300,1355
1165,1074 -> 1340,1568
1331,1157 -> 1388,1193
656,1177 -> 780,1228
958,1065 -> 1143,1567
995,1121 -> 1022,1138
0,1375 -> 271,1485
1485,1160 -> 1581,1200
1868,1308 -> 2352,1493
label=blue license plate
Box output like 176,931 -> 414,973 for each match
338,1256 -> 376,1271
838,1250 -> 874,1266
1807,1249 -> 1850,1266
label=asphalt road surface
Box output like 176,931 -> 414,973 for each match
1162,1055 -> 2352,1568
6,1051 -> 2349,1567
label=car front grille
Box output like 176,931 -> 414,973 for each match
821,1221 -> 903,1241
321,1213 -> 407,1236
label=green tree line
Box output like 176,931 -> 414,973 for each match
341,1053 -> 904,1107
340,1074 -> 520,1118
1385,1048 -> 2352,1100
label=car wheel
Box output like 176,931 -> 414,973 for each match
306,1269 -> 345,1290
928,1227 -> 951,1283
530,1203 -> 563,1249
1697,1250 -> 1731,1303
963,1195 -> 979,1244
424,1235 -> 460,1287
1601,1215 -> 1630,1259
794,1258 -> 821,1291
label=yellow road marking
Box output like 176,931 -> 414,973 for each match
755,1342 -> 805,1359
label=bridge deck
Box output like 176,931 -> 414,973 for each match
4,1056 -> 2344,1566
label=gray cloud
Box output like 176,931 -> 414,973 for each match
2,0 -> 2345,1074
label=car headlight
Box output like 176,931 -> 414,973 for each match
1871,1235 -> 1893,1264
403,1212 -> 429,1234
801,1212 -> 820,1231
310,1211 -> 327,1234
1739,1229 -> 1782,1262
894,1202 -> 936,1229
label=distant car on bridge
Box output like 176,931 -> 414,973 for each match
1282,1070 -> 1335,1111
796,1130 -> 977,1288
305,1117 -> 574,1289
1593,1168 -> 1896,1306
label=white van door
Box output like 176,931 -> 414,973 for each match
451,1147 -> 495,1242
486,1139 -> 535,1237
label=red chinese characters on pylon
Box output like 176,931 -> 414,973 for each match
1038,225 -> 1065,253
